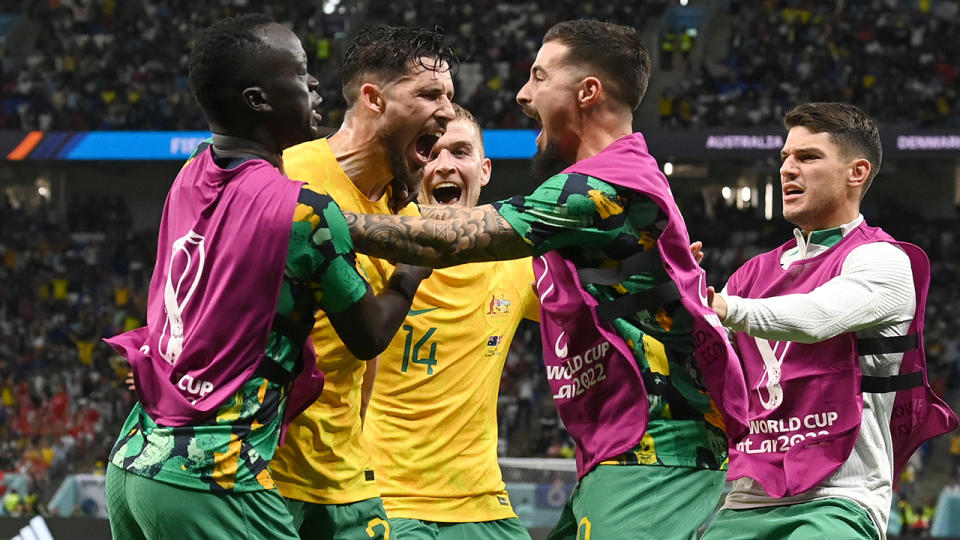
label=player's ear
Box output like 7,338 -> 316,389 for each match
242,87 -> 271,113
577,77 -> 602,109
848,157 -> 870,190
480,157 -> 491,186
359,83 -> 385,115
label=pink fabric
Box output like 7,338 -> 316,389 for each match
725,222 -> 957,497
534,133 -> 748,477
534,252 -> 650,477
105,147 -> 324,432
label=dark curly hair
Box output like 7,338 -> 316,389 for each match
340,25 -> 458,106
188,14 -> 274,126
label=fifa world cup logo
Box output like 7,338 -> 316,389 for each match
159,230 -> 206,365
754,337 -> 789,410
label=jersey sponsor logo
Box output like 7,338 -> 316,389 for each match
497,495 -> 510,506
407,307 -> 440,317
755,337 -> 790,410
487,335 -> 502,347
159,230 -> 206,365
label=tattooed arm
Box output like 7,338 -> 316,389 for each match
343,204 -> 532,268
417,204 -> 462,220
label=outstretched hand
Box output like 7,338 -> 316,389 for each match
707,286 -> 727,321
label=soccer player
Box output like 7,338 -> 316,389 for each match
364,103 -> 539,539
102,16 -> 429,539
343,20 -> 742,539
701,103 -> 958,539
267,26 -> 457,540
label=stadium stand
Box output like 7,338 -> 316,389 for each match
664,0 -> 960,128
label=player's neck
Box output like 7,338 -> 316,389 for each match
211,133 -> 281,168
575,112 -> 633,162
328,116 -> 394,201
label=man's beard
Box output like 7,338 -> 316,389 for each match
379,127 -> 423,212
531,139 -> 573,182
388,146 -> 422,211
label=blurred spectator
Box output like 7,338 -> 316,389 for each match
4,0 -> 669,132
680,1 -> 960,128
0,195 -> 148,508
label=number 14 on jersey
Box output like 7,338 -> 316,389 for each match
400,325 -> 438,375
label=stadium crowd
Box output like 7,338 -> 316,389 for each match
662,0 -> 960,128
6,1 -> 960,132
2,0 -> 669,131
0,193 -> 150,514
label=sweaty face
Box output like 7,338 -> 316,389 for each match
516,40 -> 580,178
419,119 -> 490,207
779,126 -> 860,233
256,23 -> 323,150
378,58 -> 456,195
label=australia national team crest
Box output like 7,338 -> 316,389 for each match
485,292 -> 512,318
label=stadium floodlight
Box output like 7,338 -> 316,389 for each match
663,161 -> 674,176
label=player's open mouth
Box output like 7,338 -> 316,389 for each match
432,182 -> 462,205
311,99 -> 323,125
415,134 -> 440,162
783,184 -> 804,199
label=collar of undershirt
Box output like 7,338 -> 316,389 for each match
782,214 -> 865,266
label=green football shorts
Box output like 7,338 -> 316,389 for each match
545,464 -> 726,540
285,496 -> 390,539
700,497 -> 879,540
389,516 -> 531,539
106,463 -> 298,540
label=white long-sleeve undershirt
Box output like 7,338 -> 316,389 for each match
722,241 -> 915,343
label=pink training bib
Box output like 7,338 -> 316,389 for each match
534,133 -> 749,477
105,147 -> 325,436
725,222 -> 957,497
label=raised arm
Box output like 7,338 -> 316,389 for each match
343,204 -> 532,268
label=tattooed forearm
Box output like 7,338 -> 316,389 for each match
417,204 -> 463,220
343,205 -> 532,267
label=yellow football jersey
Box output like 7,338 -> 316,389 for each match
270,138 -> 417,504
365,257 -> 539,522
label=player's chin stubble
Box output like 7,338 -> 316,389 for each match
531,139 -> 573,182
